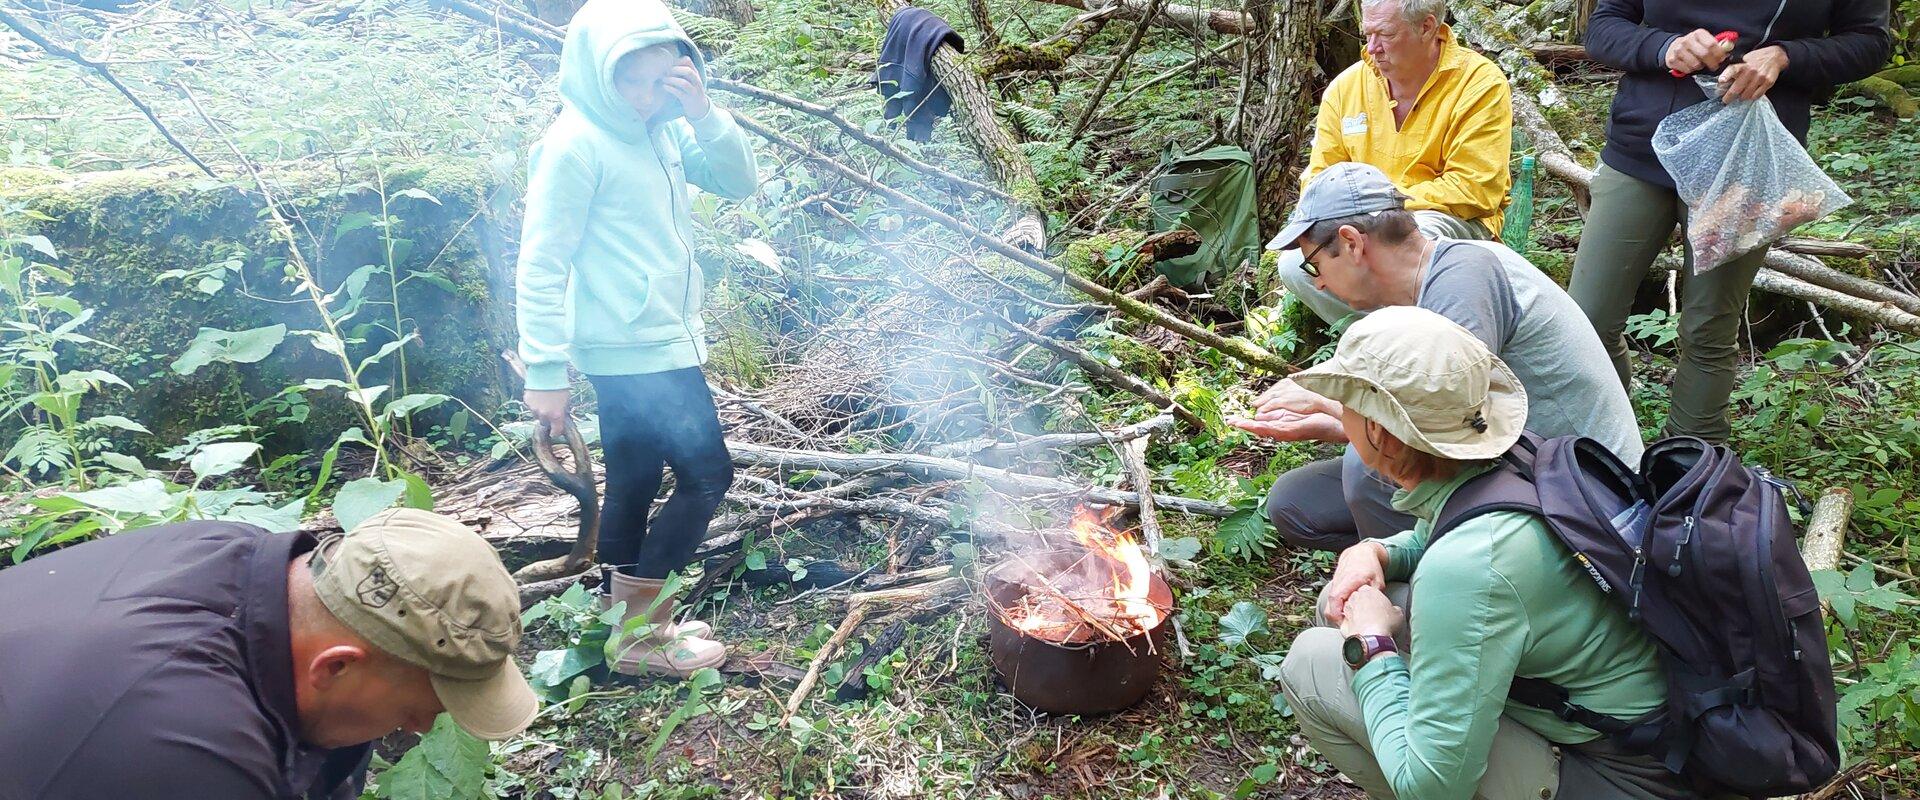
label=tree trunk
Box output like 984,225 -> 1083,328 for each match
1233,0 -> 1323,235
526,0 -> 581,26
1030,0 -> 1251,36
686,0 -> 755,24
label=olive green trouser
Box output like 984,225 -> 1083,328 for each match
1279,584 -> 1699,800
1567,164 -> 1769,443
1279,584 -> 1564,800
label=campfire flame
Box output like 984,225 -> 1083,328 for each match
1007,507 -> 1167,642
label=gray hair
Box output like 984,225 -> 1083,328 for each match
1300,209 -> 1419,254
1361,0 -> 1446,27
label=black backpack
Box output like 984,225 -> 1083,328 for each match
1432,433 -> 1840,798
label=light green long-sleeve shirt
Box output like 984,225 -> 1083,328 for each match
1352,464 -> 1667,800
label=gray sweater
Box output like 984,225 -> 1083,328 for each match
1418,239 -> 1646,466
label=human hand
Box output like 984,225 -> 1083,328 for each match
1338,583 -> 1404,639
524,389 -> 572,437
1225,409 -> 1347,443
662,57 -> 712,121
1719,45 -> 1789,102
1665,29 -> 1735,76
1322,541 -> 1388,625
1254,378 -> 1336,418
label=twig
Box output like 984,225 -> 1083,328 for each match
1120,436 -> 1191,659
784,604 -> 868,720
710,78 -> 1016,204
1065,0 -> 1167,145
818,205 -> 1206,426
0,8 -> 218,179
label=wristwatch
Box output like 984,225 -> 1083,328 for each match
1343,634 -> 1398,669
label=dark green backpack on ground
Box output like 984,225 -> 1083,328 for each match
1149,145 -> 1261,289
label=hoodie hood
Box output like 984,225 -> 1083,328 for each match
559,0 -> 707,142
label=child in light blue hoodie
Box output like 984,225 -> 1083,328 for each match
515,0 -> 757,679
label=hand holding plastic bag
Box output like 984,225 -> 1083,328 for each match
1652,77 -> 1851,274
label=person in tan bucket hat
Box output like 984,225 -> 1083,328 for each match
305,507 -> 539,743
0,507 -> 535,799
1274,307 -> 1695,800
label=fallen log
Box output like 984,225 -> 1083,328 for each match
1766,250 -> 1920,317
1778,238 -> 1875,261
1752,270 -> 1920,336
932,413 -> 1177,460
1030,0 -> 1250,36
727,439 -> 1237,517
1799,487 -> 1853,577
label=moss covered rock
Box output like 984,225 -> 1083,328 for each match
1,158 -> 513,455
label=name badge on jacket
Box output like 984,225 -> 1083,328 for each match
1341,113 -> 1368,135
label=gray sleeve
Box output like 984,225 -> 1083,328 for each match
1418,244 -> 1520,352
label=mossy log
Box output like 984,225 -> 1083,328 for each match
0,158 -> 512,454
1839,76 -> 1919,118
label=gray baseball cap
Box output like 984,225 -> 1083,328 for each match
1264,161 -> 1409,251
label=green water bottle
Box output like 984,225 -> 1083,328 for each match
1502,155 -> 1536,255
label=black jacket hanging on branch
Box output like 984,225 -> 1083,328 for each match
874,7 -> 965,142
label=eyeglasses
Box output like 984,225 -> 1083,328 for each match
1299,239 -> 1332,278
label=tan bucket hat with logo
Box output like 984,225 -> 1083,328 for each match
1290,305 -> 1528,460
310,508 -> 538,740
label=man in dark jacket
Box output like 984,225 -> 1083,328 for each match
1567,0 -> 1890,442
0,509 -> 538,799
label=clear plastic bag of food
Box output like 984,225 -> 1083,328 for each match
1652,76 -> 1851,274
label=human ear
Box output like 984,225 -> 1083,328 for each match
307,645 -> 372,691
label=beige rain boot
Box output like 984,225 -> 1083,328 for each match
599,584 -> 711,640
606,572 -> 725,677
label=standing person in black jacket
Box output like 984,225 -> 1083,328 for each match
1570,0 -> 1890,442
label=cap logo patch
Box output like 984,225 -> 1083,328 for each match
357,565 -> 399,608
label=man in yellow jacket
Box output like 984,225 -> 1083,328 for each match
1274,0 -> 1513,325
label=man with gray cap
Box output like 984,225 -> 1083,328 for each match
0,508 -> 538,799
1228,162 -> 1642,553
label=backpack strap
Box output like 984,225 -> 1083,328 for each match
1431,438 -> 1545,546
1509,676 -> 1692,773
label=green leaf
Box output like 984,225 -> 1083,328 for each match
1158,537 -> 1203,562
529,645 -> 604,694
375,715 -> 488,800
190,441 -> 261,480
171,325 -> 288,375
97,451 -> 148,476
66,478 -> 180,517
346,384 -> 390,409
335,211 -> 377,237
1811,569 -> 1856,629
1218,601 -> 1270,648
398,468 -> 434,510
744,551 -> 768,571
84,415 -> 151,434
216,497 -> 306,532
394,188 -> 442,205
334,477 -> 405,531
356,334 -> 416,375
1214,507 -> 1275,560
385,393 -> 451,420
22,234 -> 57,259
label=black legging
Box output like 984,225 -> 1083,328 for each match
588,367 -> 734,579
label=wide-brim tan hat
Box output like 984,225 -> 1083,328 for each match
431,663 -> 540,741
1291,305 -> 1527,460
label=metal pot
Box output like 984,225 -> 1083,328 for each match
984,549 -> 1172,715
